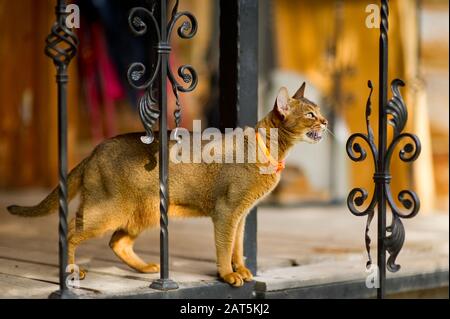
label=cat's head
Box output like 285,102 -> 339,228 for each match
273,83 -> 328,144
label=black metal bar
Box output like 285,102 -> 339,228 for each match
219,0 -> 238,131
57,66 -> 69,291
219,0 -> 259,274
346,0 -> 421,299
158,0 -> 169,282
127,0 -> 197,290
149,0 -> 179,291
377,0 -> 389,299
45,0 -> 78,299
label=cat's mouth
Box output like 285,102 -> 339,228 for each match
306,131 -> 323,143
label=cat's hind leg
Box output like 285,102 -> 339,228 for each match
67,217 -> 99,280
109,229 -> 159,273
68,201 -> 124,280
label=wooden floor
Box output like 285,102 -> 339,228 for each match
0,189 -> 448,298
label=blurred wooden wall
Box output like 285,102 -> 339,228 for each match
0,0 -> 214,190
0,0 -> 79,189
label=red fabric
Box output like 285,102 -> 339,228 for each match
78,22 -> 125,142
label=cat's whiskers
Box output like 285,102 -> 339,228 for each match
324,127 -> 336,140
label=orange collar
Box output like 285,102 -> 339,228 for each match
255,132 -> 285,173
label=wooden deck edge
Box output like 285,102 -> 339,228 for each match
254,270 -> 449,299
98,281 -> 256,299
73,269 -> 448,299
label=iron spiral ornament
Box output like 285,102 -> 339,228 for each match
347,80 -> 421,269
127,0 -> 198,145
45,6 -> 78,66
346,0 -> 421,299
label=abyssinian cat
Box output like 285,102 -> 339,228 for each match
8,83 -> 327,287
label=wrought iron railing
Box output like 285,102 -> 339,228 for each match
126,0 -> 198,290
44,0 -> 258,297
346,0 -> 421,299
42,0 -> 423,299
45,0 -> 79,299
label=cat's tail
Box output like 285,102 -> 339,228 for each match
7,159 -> 88,217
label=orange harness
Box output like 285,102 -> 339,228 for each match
255,132 -> 285,174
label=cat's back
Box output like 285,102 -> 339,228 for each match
93,132 -> 155,156
84,133 -> 157,173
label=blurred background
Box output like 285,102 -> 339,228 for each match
0,0 -> 448,213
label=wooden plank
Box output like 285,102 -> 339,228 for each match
0,218 -> 293,273
0,199 -> 447,298
0,247 -> 223,298
0,235 -> 218,278
1,234 -> 446,297
255,253 -> 449,292
0,243 -> 217,285
0,273 -> 58,299
259,271 -> 449,299
0,204 -> 448,272
0,256 -> 156,297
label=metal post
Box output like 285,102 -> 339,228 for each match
346,0 -> 421,299
219,0 -> 238,129
376,0 -> 389,299
150,0 -> 178,291
127,0 -> 197,291
45,0 -> 78,299
219,0 -> 259,274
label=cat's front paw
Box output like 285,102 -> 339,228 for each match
79,268 -> 87,280
235,266 -> 253,282
222,272 -> 244,287
70,267 -> 87,280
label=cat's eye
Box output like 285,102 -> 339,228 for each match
305,112 -> 316,119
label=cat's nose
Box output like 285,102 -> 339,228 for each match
321,119 -> 328,126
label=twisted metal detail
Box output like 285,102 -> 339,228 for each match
347,79 -> 421,272
45,0 -> 78,298
45,9 -> 78,67
127,0 -> 198,145
127,0 -> 197,291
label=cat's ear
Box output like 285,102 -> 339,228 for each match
293,82 -> 306,99
274,87 -> 290,119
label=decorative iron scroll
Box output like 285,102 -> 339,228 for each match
346,1 -> 421,299
127,0 -> 198,144
347,80 -> 421,271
